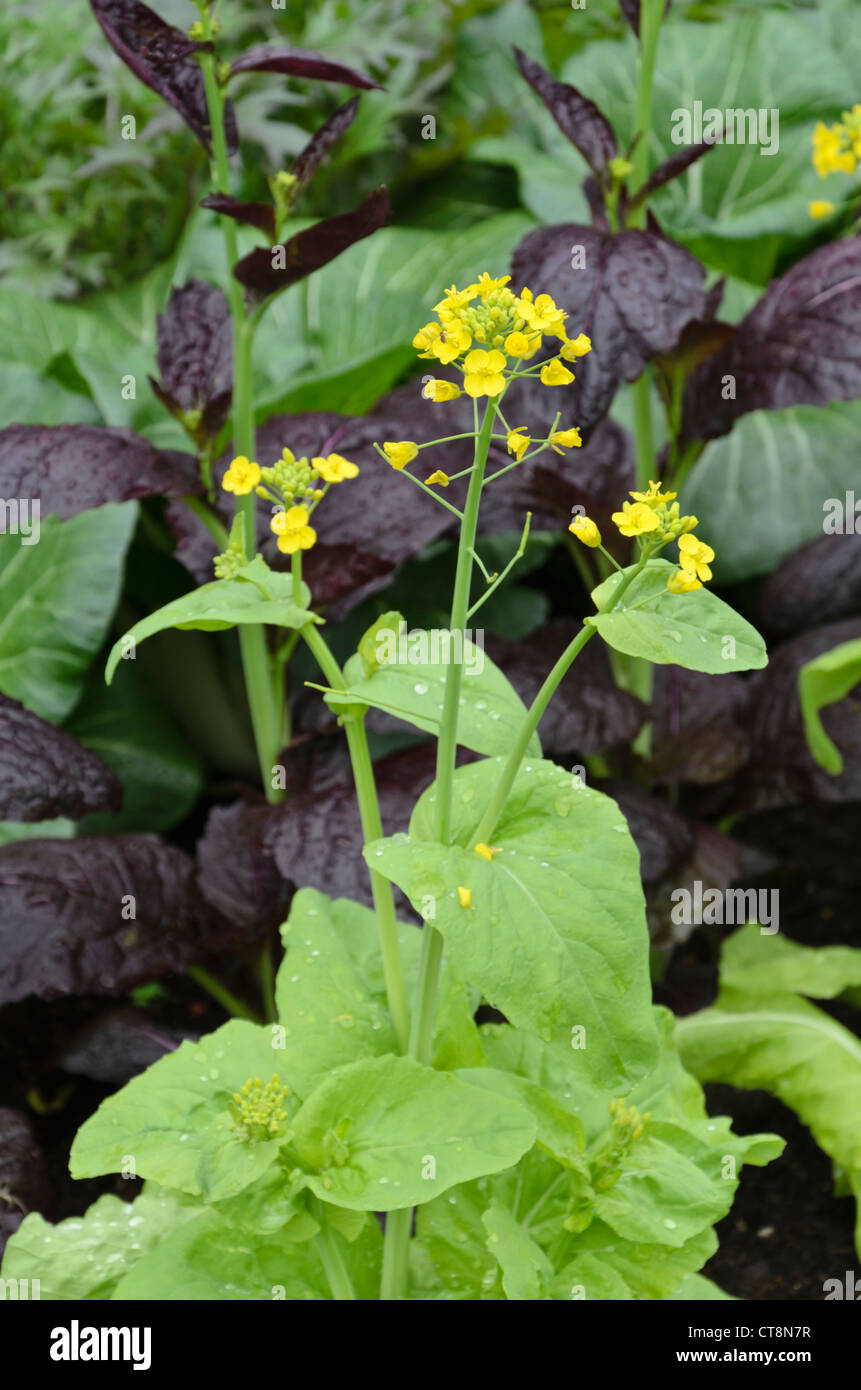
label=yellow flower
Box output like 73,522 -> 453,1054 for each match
312,453 -> 359,483
809,199 -> 835,220
560,333 -> 592,361
550,427 -> 582,452
504,330 -> 539,359
463,348 -> 507,398
271,505 -> 316,554
569,515 -> 601,548
474,843 -> 501,861
457,885 -> 472,908
413,319 -> 471,364
612,501 -> 661,537
518,288 -> 567,337
424,470 -> 450,486
812,120 -> 856,177
223,456 -> 262,495
383,441 -> 419,470
540,359 -> 575,387
469,272 -> 512,299
630,480 -> 677,506
667,568 -> 701,594
435,284 -> 475,314
507,428 -> 530,460
678,533 -> 715,582
422,378 -> 462,402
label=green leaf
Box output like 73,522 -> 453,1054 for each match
0,504 -> 137,721
70,1020 -> 296,1201
459,1067 -> 585,1167
718,923 -> 861,999
799,637 -> 861,775
105,571 -> 315,683
588,559 -> 767,673
291,1054 -> 536,1211
685,403 -> 861,583
671,1272 -> 735,1300
326,630 -> 541,758
483,1202 -> 553,1300
0,1187 -> 200,1300
366,756 -> 659,1089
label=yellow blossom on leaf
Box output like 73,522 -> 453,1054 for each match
463,348 -> 507,398
560,333 -> 592,361
667,568 -> 702,594
422,378 -> 462,402
809,199 -> 836,219
474,843 -> 501,861
424,470 -> 450,486
312,453 -> 359,483
612,501 -> 661,537
539,359 -> 575,387
569,515 -> 601,548
507,427 -> 530,460
383,441 -> 419,470
222,456 -> 262,495
271,505 -> 316,554
457,886 -> 472,908
550,427 -> 582,452
678,532 -> 715,582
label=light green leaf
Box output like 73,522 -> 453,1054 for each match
70,1020 -> 295,1201
685,403 -> 861,584
326,631 -> 541,758
367,756 -> 659,1089
671,1272 -> 735,1300
105,571 -> 315,683
483,1202 -> 553,1301
459,1067 -> 585,1167
799,637 -> 861,775
0,504 -> 137,721
718,923 -> 861,999
292,1054 -> 536,1211
0,1187 -> 200,1300
588,559 -> 767,673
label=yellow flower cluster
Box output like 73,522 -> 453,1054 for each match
231,1074 -> 290,1144
569,479 -> 715,593
221,446 -> 359,557
809,106 -> 861,216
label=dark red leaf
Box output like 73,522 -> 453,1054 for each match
196,799 -> 291,934
758,533 -> 861,641
514,48 -> 616,177
233,187 -> 389,305
628,136 -> 722,211
0,1111 -> 53,1252
511,224 -> 709,434
0,425 -> 200,520
682,237 -> 861,442
0,694 -> 122,822
291,97 -> 360,191
648,668 -> 749,785
56,1007 -> 192,1085
229,45 -> 382,90
150,279 -> 233,442
88,0 -> 237,154
199,195 -> 276,240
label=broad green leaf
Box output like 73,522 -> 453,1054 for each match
588,559 -> 767,673
459,1067 -> 585,1167
799,637 -> 861,775
671,1272 -> 735,1300
719,923 -> 861,999
483,1202 -> 553,1301
291,1054 -> 536,1211
685,403 -> 861,584
0,504 -> 137,721
366,756 -> 659,1088
70,1020 -> 296,1201
0,1187 -> 200,1300
105,570 -> 315,683
325,632 -> 541,758
551,1224 -> 718,1302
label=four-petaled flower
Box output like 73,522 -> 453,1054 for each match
463,348 -> 507,398
383,441 -> 419,470
560,333 -> 592,361
611,501 -> 661,537
312,453 -> 359,483
678,533 -> 715,582
222,456 -> 262,495
271,505 -> 316,554
550,427 -> 582,453
507,428 -> 530,460
422,378 -> 462,402
539,359 -> 575,387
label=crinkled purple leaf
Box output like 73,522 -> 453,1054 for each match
56,1007 -> 192,1085
758,533 -> 861,641
196,799 -> 291,935
486,621 -> 645,754
264,744 -> 437,908
234,187 -> 389,305
199,195 -> 275,240
511,224 -> 709,434
605,779 -> 696,883
291,97 -> 360,192
0,694 -> 122,822
88,0 -> 237,154
150,279 -> 233,442
648,668 -> 749,785
0,1110 -> 53,1251
647,822 -> 740,950
0,425 -> 200,520
229,45 -> 382,91
682,237 -> 861,442
513,48 -> 616,177
0,835 -> 246,1006
736,618 -> 861,809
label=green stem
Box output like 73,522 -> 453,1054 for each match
630,0 -> 664,222
187,966 -> 262,1024
471,552 -> 651,848
631,369 -> 655,493
310,1199 -> 356,1300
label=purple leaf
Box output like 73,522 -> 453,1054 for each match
648,669 -> 749,785
0,425 -> 200,520
682,237 -> 861,442
229,45 -> 382,90
56,1007 -> 192,1085
196,799 -> 291,934
0,694 -> 122,822
291,97 -> 361,191
233,187 -> 389,305
513,48 -> 616,177
628,135 -> 722,210
150,279 -> 233,443
511,224 -> 709,434
0,1111 -> 53,1252
88,0 -> 237,154
0,835 -> 244,1006
758,533 -> 861,641
199,195 -> 275,240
